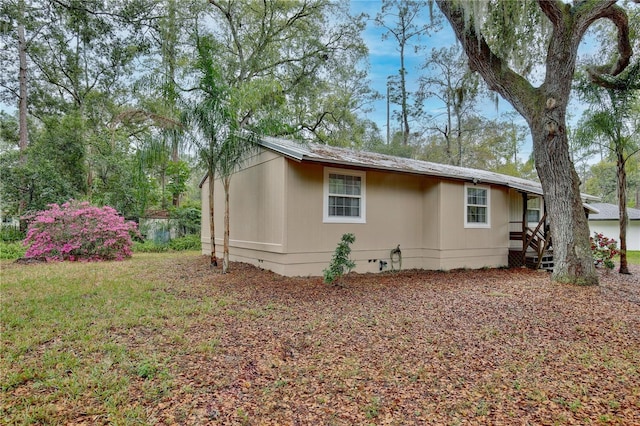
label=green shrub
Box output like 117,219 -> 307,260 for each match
0,241 -> 26,260
323,233 -> 356,286
169,207 -> 201,237
0,227 -> 24,242
132,235 -> 200,253
169,234 -> 201,251
133,240 -> 169,253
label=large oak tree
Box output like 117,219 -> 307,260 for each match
436,0 -> 637,285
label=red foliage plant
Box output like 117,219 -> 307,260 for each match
23,201 -> 140,262
590,232 -> 619,269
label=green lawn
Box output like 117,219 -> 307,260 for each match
625,250 -> 640,265
1,253 -> 201,423
1,252 -> 639,425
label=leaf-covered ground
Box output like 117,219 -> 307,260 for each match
2,255 -> 639,425
150,258 -> 640,425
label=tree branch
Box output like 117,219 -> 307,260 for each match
576,2 -> 633,82
209,0 -> 247,81
587,5 -> 633,82
435,0 -> 536,119
536,0 -> 566,27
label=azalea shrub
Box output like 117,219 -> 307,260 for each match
23,201 -> 139,261
590,232 -> 619,269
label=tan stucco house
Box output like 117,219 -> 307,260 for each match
200,137 -> 597,276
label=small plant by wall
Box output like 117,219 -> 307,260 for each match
323,233 -> 356,286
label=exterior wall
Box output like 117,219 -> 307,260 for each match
201,149 -> 287,272
589,220 -> 640,251
283,161 -> 427,275
435,181 -> 509,270
202,150 -> 512,276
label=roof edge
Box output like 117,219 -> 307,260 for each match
259,137 -> 305,161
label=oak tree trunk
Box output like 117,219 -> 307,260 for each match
435,0 -> 617,285
530,114 -> 597,285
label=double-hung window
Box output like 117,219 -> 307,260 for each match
526,196 -> 541,225
464,184 -> 490,228
323,168 -> 366,223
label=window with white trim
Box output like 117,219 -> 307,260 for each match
464,184 -> 490,228
526,196 -> 541,224
323,168 -> 366,223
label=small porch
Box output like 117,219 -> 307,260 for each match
508,192 -> 553,271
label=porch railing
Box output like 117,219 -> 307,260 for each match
509,212 -> 552,269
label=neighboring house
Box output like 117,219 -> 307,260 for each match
587,202 -> 640,251
200,137 -> 597,276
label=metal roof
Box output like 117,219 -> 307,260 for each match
260,136 -> 598,200
587,202 -> 640,221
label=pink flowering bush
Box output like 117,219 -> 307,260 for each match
23,201 -> 140,261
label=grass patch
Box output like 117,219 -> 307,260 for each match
623,250 -> 640,265
1,252 -> 205,424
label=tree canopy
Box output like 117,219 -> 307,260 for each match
0,0 -> 376,219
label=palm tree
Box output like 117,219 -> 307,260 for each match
183,93 -> 230,268
576,62 -> 640,274
184,35 -> 257,272
217,130 -> 257,273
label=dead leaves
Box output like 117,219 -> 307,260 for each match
135,258 -> 640,425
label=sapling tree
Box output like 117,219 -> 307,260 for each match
323,233 -> 356,287
573,6 -> 640,274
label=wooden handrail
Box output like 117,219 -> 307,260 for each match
534,234 -> 551,269
523,211 -> 547,254
522,211 -> 551,264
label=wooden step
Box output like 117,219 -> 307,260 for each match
525,250 -> 554,271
